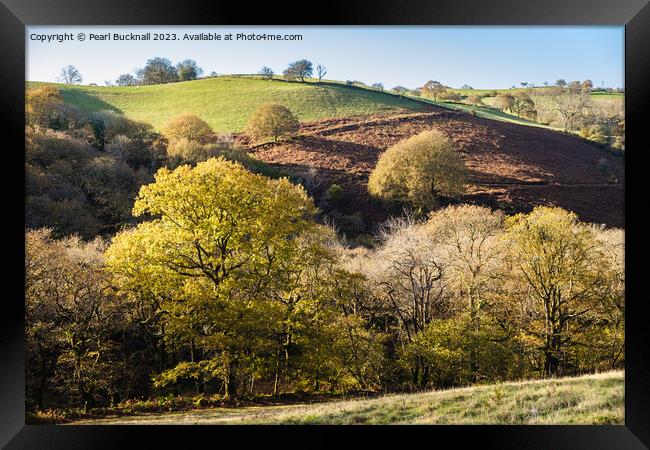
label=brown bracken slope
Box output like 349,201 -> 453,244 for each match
236,108 -> 624,229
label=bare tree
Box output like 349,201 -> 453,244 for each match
59,65 -> 82,84
259,66 -> 274,80
316,64 -> 327,82
550,87 -> 592,131
366,216 -> 452,342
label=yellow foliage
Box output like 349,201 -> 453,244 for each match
26,86 -> 64,127
368,129 -> 467,211
245,102 -> 299,143
161,113 -> 215,145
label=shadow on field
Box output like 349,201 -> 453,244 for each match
60,89 -> 122,113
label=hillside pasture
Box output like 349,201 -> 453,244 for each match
27,78 -> 430,133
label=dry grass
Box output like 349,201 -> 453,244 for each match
73,371 -> 623,425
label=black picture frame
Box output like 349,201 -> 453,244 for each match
2,0 -> 648,448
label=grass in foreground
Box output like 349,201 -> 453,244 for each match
72,371 -> 623,425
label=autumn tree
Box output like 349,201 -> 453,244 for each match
106,158 -> 318,397
424,206 -> 507,381
245,103 -> 299,143
26,229 -> 128,410
466,94 -> 483,107
581,79 -> 594,93
392,86 -> 409,97
569,80 -> 582,93
421,80 -> 447,101
503,207 -> 622,377
176,59 -> 203,81
368,130 -> 467,212
550,87 -> 592,131
494,93 -> 515,112
425,206 -> 504,328
510,92 -> 537,121
26,86 -> 65,128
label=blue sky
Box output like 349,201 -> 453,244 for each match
26,26 -> 624,89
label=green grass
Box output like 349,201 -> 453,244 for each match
72,371 -> 623,425
28,77 -> 428,133
27,76 -> 623,136
412,96 -> 554,128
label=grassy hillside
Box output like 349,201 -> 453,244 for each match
27,76 -> 623,143
28,77 -> 429,133
73,371 -> 623,425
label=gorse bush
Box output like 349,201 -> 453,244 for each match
368,130 -> 467,212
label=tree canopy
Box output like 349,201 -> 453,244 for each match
284,60 -> 313,82
245,103 -> 300,143
368,130 -> 467,212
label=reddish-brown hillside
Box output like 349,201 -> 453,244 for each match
236,108 -> 624,229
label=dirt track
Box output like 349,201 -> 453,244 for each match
237,109 -> 624,228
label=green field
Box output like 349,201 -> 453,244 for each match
28,77 -> 429,133
28,77 -> 623,135
73,371 -> 623,425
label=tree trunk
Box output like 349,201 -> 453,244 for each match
224,358 -> 238,398
37,352 -> 48,410
544,332 -> 561,377
273,350 -> 281,396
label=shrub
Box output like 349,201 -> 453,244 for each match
494,94 -> 515,112
161,113 -> 215,145
579,125 -> 609,146
512,92 -> 537,121
324,184 -> 345,204
439,92 -> 462,102
368,130 -> 467,211
26,127 -> 93,171
166,138 -> 220,163
106,134 -> 164,170
81,155 -> 142,224
466,95 -> 483,107
26,86 -> 64,127
245,103 -> 300,143
327,211 -> 365,235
